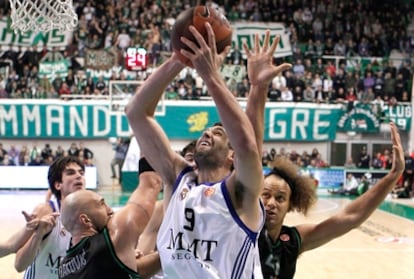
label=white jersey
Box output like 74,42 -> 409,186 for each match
150,272 -> 164,279
23,199 -> 71,279
157,168 -> 264,279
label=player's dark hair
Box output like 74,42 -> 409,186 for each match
266,156 -> 317,215
181,140 -> 197,157
48,156 -> 85,201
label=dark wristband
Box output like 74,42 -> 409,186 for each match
138,157 -> 155,174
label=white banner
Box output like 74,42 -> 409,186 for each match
232,22 -> 292,58
0,166 -> 97,189
220,64 -> 246,82
0,20 -> 72,49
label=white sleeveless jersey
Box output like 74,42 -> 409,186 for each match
23,199 -> 71,279
150,272 -> 164,279
157,168 -> 264,279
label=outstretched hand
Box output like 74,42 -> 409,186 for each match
22,211 -> 39,231
180,23 -> 230,78
22,210 -> 35,222
243,31 -> 292,86
390,122 -> 405,175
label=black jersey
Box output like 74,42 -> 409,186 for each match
258,226 -> 302,279
58,227 -> 141,279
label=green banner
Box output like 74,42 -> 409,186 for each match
0,101 -> 340,140
0,102 -> 129,139
39,60 -> 69,79
337,103 -> 380,133
264,106 -> 340,141
382,103 -> 412,131
158,103 -> 340,141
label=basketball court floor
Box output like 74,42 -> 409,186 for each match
0,188 -> 413,279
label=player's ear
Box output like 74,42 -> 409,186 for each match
79,213 -> 91,226
227,149 -> 235,169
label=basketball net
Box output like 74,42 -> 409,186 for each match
8,0 -> 78,33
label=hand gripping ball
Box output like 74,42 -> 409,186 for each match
170,5 -> 233,67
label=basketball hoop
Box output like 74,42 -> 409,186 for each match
8,0 -> 78,33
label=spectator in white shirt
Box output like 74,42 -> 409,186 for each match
280,86 -> 294,102
115,29 -> 131,51
272,72 -> 287,90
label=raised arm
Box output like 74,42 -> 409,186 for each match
15,206 -> 59,271
0,211 -> 38,258
137,200 -> 164,254
108,158 -> 162,272
125,55 -> 187,193
180,23 -> 263,223
297,122 -> 404,252
244,32 -> 292,155
0,228 -> 30,258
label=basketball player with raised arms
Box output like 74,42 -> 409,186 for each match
133,29 -> 291,278
126,21 -> 267,278
242,33 -> 405,279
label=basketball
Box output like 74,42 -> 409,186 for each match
170,5 -> 233,67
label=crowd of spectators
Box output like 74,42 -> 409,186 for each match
0,0 -> 413,108
0,141 -> 94,167
1,139 -> 411,197
262,146 -> 329,169
262,144 -> 414,198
